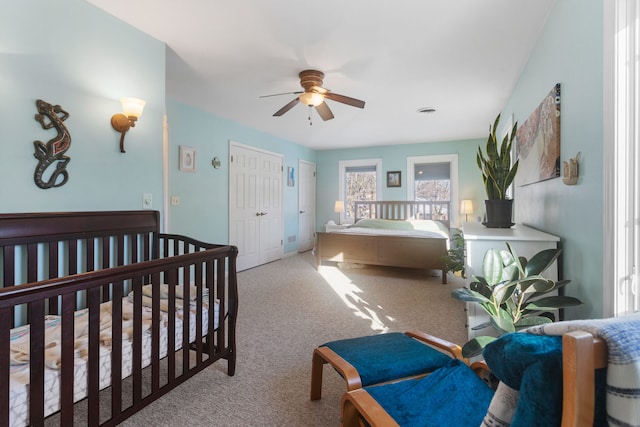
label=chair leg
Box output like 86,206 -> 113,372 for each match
311,346 -> 362,401
310,349 -> 326,401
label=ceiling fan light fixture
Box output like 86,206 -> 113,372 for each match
299,92 -> 324,107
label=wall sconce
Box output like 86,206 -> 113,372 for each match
334,200 -> 344,225
212,156 -> 221,169
460,199 -> 474,222
111,97 -> 146,153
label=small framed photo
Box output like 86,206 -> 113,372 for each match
179,146 -> 196,173
387,171 -> 401,187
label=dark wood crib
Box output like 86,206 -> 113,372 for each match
0,211 -> 238,426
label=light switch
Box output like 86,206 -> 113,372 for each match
142,193 -> 152,209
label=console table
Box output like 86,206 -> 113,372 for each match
462,222 -> 560,340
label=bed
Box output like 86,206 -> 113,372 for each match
0,210 -> 238,426
316,201 -> 450,283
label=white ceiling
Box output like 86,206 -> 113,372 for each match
88,0 -> 556,150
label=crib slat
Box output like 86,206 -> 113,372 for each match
87,287 -> 101,426
0,308 -> 10,426
48,242 -> 60,315
111,283 -> 124,419
167,269 -> 177,383
29,300 -> 45,426
181,267 -> 190,376
151,272 -> 161,392
193,261 -> 204,361
60,293 -> 75,425
131,276 -> 143,404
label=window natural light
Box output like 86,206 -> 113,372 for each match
604,0 -> 640,316
318,264 -> 393,332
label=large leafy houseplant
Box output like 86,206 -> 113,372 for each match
477,113 -> 519,200
451,243 -> 583,357
477,114 -> 519,227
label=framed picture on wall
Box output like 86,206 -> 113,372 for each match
179,146 -> 197,172
387,171 -> 401,187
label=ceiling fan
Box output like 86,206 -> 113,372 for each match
260,70 -> 365,122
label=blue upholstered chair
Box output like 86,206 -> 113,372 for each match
310,331 -> 466,401
340,331 -> 608,427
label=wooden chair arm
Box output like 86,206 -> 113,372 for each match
313,346 -> 362,391
342,389 -> 399,427
405,330 -> 466,363
561,331 -> 607,427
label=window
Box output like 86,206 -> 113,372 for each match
604,0 -> 640,316
339,159 -> 382,223
414,162 -> 451,223
407,155 -> 459,227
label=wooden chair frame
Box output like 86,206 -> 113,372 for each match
310,331 -> 465,401
341,331 -> 608,427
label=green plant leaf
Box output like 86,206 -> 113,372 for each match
461,336 -> 497,358
451,288 -> 492,304
493,282 -> 517,305
490,310 -> 515,334
524,296 -> 583,310
515,276 -> 555,294
482,248 -> 504,286
525,248 -> 562,276
514,315 -> 553,329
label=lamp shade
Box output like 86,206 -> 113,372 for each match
460,200 -> 473,215
334,200 -> 345,213
299,92 -> 324,107
120,97 -> 146,119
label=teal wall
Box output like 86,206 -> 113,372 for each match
3,0 -> 607,320
315,139 -> 485,230
501,0 -> 604,319
1,0 -> 165,212
166,99 -> 316,252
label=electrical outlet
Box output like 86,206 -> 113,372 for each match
171,196 -> 180,206
142,193 -> 152,209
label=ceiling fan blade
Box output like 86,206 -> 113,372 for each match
273,98 -> 299,116
259,91 -> 303,98
315,102 -> 334,121
324,92 -> 366,109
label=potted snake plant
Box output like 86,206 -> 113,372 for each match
477,113 -> 519,228
451,243 -> 583,357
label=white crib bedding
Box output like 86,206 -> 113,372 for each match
8,292 -> 219,427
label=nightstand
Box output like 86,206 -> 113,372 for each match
325,223 -> 349,232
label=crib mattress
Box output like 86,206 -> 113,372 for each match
8,297 -> 219,426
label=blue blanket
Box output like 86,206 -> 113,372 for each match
526,314 -> 640,426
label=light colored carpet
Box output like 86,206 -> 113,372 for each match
118,252 -> 468,426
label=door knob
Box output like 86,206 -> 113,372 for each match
300,210 -> 305,214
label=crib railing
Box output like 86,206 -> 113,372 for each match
0,243 -> 238,426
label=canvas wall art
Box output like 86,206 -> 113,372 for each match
515,83 -> 561,187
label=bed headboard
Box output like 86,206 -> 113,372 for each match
354,200 -> 449,228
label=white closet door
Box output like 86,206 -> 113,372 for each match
259,151 -> 283,265
229,142 -> 283,271
229,144 -> 260,271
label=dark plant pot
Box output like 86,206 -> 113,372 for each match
483,199 -> 514,228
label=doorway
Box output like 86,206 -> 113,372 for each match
298,160 -> 316,252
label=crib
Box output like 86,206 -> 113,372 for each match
0,210 -> 238,426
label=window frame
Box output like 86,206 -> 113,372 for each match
406,154 -> 459,227
338,158 -> 382,224
603,0 -> 639,317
